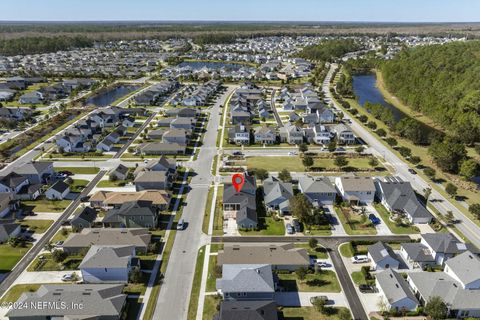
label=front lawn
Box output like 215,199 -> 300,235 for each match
294,244 -> 328,259
96,179 -> 129,187
239,216 -> 285,236
70,179 -> 89,192
21,199 -> 72,213
27,253 -> 82,272
203,295 -> 222,320
18,219 -> 54,234
54,167 -> 99,174
279,307 -> 351,320
0,284 -> 41,303
334,206 -> 377,235
339,242 -> 355,258
0,243 -> 32,273
277,270 -> 341,292
206,255 -> 219,292
373,203 -> 420,234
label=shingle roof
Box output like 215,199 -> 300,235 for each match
49,180 -> 70,193
298,175 -> 336,193
63,228 -> 151,249
422,233 -> 478,255
217,264 -> 275,294
444,250 -> 480,287
368,241 -> 399,264
80,245 -> 134,269
217,244 -> 309,267
263,176 -> 293,206
376,269 -> 418,306
400,243 -> 435,262
215,300 -> 278,320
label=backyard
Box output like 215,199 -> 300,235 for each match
21,199 -> 71,213
373,203 -> 420,234
334,206 -> 377,235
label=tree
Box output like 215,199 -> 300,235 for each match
278,169 -> 292,183
376,128 -> 387,137
52,250 -> 67,263
129,269 -> 142,284
302,156 -> 314,169
298,143 -> 308,153
252,168 -> 269,181
424,167 -> 436,180
334,156 -> 349,169
385,137 -> 398,147
445,183 -> 458,198
296,267 -> 308,281
312,297 -> 326,313
424,296 -> 448,320
308,238 -> 318,249
109,173 -> 118,182
368,157 -> 379,168
355,146 -> 365,154
409,156 -> 421,165
459,159 -> 479,180
398,146 -> 412,158
445,211 -> 455,224
358,115 -> 368,123
327,140 -> 337,152
367,121 -> 377,130
428,138 -> 467,174
468,203 -> 480,219
338,308 -> 352,320
290,194 -> 312,225
423,187 -> 432,204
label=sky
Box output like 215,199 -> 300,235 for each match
0,0 -> 479,22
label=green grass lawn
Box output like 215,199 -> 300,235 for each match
351,271 -> 367,285
213,186 -> 224,236
294,244 -> 328,259
0,284 -> 41,303
373,203 -> 420,234
27,253 -> 82,272
334,206 -> 377,235
339,242 -> 355,258
51,228 -> 71,243
18,219 -> 53,234
280,307 -> 352,320
206,255 -> 218,292
21,199 -> 71,213
187,246 -> 206,320
202,186 -> 214,234
0,243 -> 32,273
70,179 -> 89,192
246,156 -> 377,172
123,272 -> 150,295
54,167 -> 99,174
277,270 -> 341,292
96,179 -> 129,187
203,295 -> 222,320
239,217 -> 285,236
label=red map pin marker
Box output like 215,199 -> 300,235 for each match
232,173 -> 245,193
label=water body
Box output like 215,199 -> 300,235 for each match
178,61 -> 245,71
85,84 -> 140,107
352,74 -> 406,122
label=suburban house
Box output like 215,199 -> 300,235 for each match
214,300 -> 278,320
368,241 -> 400,271
0,172 -> 30,194
335,176 -> 375,205
419,233 -> 479,265
333,124 -> 355,144
298,175 -> 337,207
0,222 -> 21,243
161,129 -> 190,145
399,242 -> 436,270
62,228 -> 151,255
254,126 -> 277,144
45,180 -> 70,200
140,156 -> 177,175
228,124 -> 250,145
70,206 -> 97,230
0,192 -> 14,218
223,174 -> 258,229
216,264 -> 276,301
376,269 -> 419,312
375,176 -> 432,224
263,176 -> 293,214
80,245 -> 139,283
304,125 -> 332,145
89,190 -> 170,211
110,164 -> 130,181
18,91 -> 43,104
136,142 -> 186,155
102,200 -> 158,228
135,171 -> 171,191
14,161 -> 54,184
407,251 -> 480,318
217,244 -> 310,271
5,284 -> 127,319
279,123 -> 304,145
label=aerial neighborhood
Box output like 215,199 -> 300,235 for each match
0,17 -> 478,320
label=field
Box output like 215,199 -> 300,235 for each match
246,156 -> 376,172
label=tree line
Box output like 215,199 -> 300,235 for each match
298,39 -> 361,62
0,36 -> 93,56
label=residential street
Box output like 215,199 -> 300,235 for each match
323,63 -> 480,248
152,85 -> 237,320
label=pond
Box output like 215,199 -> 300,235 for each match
85,84 -> 140,107
178,61 -> 245,71
352,74 -> 406,122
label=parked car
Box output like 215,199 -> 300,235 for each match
177,219 -> 185,230
288,151 -> 298,155
286,223 -> 294,234
315,260 -> 330,268
54,173 -> 67,179
54,240 -> 64,247
310,295 -> 329,304
233,151 -> 243,156
359,284 -> 375,293
292,219 -> 301,232
58,170 -> 73,176
368,214 -> 381,225
351,255 -> 369,264
80,196 -> 91,202
61,273 -> 75,282
408,168 -> 417,174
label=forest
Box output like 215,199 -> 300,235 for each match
298,39 -> 361,62
381,41 -> 480,144
0,36 -> 93,56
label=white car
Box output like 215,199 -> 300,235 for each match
315,260 -> 330,268
61,273 -> 75,281
351,255 -> 369,264
288,151 -> 297,156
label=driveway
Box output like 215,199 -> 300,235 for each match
13,270 -> 82,285
366,206 -> 392,235
325,205 -> 347,236
224,218 -> 239,236
275,292 -> 347,307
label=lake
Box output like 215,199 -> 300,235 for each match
178,61 -> 245,71
85,84 -> 140,107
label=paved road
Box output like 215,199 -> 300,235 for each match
152,85 -> 237,320
270,88 -> 283,127
323,64 -> 480,248
0,170 -> 106,295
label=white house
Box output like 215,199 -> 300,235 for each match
376,269 -> 419,312
335,176 -> 375,205
45,180 -> 70,200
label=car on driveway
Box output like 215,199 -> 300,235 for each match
286,223 -> 294,234
61,273 -> 75,282
58,170 -> 73,176
368,213 -> 381,225
351,255 -> 369,264
54,240 -> 64,247
292,219 -> 301,232
408,168 -> 417,174
315,260 -> 330,268
359,284 -> 375,293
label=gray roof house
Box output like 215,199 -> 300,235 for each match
5,284 -> 127,319
335,176 -> 375,205
0,222 -> 21,243
14,161 -> 53,184
70,206 -> 97,230
214,300 -> 278,320
45,180 -> 70,200
223,174 -> 258,229
111,164 -> 129,181
263,176 -> 293,214
217,264 -> 276,301
80,245 -> 138,283
135,171 -> 171,191
298,175 -> 336,207
103,200 -> 157,229
217,244 -> 310,271
376,269 -> 419,311
420,233 -> 480,265
254,126 -> 277,145
375,177 -> 432,224
399,242 -> 436,270
136,142 -> 186,155
368,241 -> 400,271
